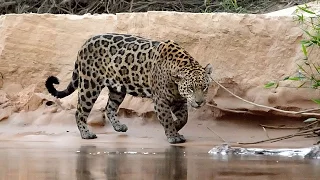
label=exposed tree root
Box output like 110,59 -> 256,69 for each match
207,78 -> 320,145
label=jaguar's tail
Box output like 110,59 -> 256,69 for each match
45,62 -> 79,99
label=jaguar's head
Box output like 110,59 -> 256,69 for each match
154,40 -> 213,108
174,64 -> 213,108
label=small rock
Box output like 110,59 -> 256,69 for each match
87,111 -> 105,126
13,84 -> 45,111
0,107 -> 12,121
46,101 -> 55,106
44,106 -> 58,114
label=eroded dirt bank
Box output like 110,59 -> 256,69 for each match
0,11 -> 320,146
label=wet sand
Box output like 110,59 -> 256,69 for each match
0,114 -> 318,148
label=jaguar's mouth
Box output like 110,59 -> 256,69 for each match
190,102 -> 204,109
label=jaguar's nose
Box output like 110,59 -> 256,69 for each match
195,100 -> 204,106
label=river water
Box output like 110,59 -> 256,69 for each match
0,143 -> 320,180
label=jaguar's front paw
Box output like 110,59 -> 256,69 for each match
114,123 -> 128,132
81,131 -> 97,139
167,134 -> 186,144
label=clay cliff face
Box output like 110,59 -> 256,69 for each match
0,12 -> 319,122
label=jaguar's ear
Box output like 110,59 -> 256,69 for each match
205,63 -> 213,75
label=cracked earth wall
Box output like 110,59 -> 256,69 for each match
1,12 -> 319,123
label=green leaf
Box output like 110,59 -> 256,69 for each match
313,80 -> 320,89
304,118 -> 318,123
305,42 -> 314,47
297,6 -> 315,14
297,14 -> 304,21
312,99 -> 320,105
297,64 -> 307,74
301,43 -> 308,57
301,40 -> 313,46
288,77 -> 302,81
264,82 -> 276,88
302,29 -> 316,38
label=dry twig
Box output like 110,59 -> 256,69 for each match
238,127 -> 320,145
207,127 -> 227,143
262,126 -> 271,139
210,79 -> 320,118
260,120 -> 319,130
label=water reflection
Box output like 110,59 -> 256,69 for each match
76,145 -> 96,180
156,146 -> 187,180
0,144 -> 320,180
105,147 -> 129,180
75,145 -> 187,180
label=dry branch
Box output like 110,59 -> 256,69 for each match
210,78 -> 320,118
0,1 -> 16,8
238,127 -> 320,145
209,78 -> 320,145
260,120 -> 319,130
0,0 -> 314,15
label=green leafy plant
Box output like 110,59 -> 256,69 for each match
265,3 -> 320,94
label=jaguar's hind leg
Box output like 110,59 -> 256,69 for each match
105,89 -> 127,132
76,78 -> 102,139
